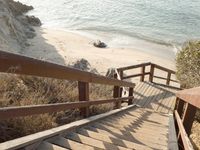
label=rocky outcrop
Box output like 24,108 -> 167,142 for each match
7,0 -> 33,16
25,16 -> 42,26
0,0 -> 41,52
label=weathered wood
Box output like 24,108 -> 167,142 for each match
113,74 -> 121,109
65,132 -> 129,150
37,141 -> 68,150
181,103 -> 197,135
149,64 -> 155,82
140,66 -> 145,82
0,105 -> 136,150
176,98 -> 185,117
176,87 -> 200,109
128,87 -> 134,105
153,75 -> 179,83
174,111 -> 194,150
51,136 -> 94,150
122,72 -> 150,80
166,72 -> 171,85
78,81 -> 89,117
0,96 -> 134,120
154,64 -> 176,74
117,62 -> 151,71
77,128 -> 154,150
0,51 -> 135,88
168,114 -> 179,150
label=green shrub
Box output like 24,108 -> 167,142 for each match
176,41 -> 200,88
176,40 -> 200,122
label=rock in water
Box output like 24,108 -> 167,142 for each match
93,40 -> 107,48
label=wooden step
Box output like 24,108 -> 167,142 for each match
65,132 -> 131,150
77,128 -> 154,150
37,141 -> 68,150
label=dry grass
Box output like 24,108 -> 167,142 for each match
191,121 -> 200,150
0,74 -> 113,142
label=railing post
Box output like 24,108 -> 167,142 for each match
166,72 -> 171,85
140,66 -> 145,82
119,70 -> 123,80
113,74 -> 121,109
182,103 -> 197,136
149,64 -> 155,82
128,87 -> 134,105
78,81 -> 89,117
175,98 -> 185,117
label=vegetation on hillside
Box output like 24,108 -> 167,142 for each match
0,74 -> 113,142
176,40 -> 200,149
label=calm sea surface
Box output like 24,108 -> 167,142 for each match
18,0 -> 200,52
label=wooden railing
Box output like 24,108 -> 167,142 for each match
117,62 -> 178,86
174,87 -> 200,150
0,51 -> 135,119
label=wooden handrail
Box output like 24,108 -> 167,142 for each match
117,62 -> 151,71
0,96 -> 134,120
174,110 -> 194,150
174,87 -> 200,149
117,62 -> 178,86
0,51 -> 135,87
176,87 -> 200,109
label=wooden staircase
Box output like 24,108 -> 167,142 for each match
0,51 -> 198,150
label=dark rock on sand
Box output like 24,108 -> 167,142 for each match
93,40 -> 107,48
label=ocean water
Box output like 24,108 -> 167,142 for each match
18,0 -> 200,53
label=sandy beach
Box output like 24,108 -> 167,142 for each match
23,27 -> 176,75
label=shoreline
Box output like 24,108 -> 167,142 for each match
24,27 -> 176,75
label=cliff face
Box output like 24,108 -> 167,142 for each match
0,0 -> 41,53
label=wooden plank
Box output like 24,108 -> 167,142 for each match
78,81 -> 89,117
65,132 -> 130,150
133,82 -> 145,102
128,87 -> 133,105
168,114 -> 179,150
113,74 -> 121,109
176,98 -> 185,116
90,123 -> 168,149
99,118 -> 167,133
140,83 -> 159,107
181,103 -> 197,135
0,104 -> 136,150
134,82 -> 151,105
149,64 -> 155,82
153,64 -> 176,74
37,141 -> 68,150
174,111 -> 194,150
140,66 -> 145,81
51,136 -> 96,150
160,92 -> 174,113
166,72 -> 172,85
0,96 -> 134,120
105,112 -> 169,128
176,87 -> 200,109
0,51 -> 135,87
144,84 -> 163,109
117,62 -> 151,71
77,128 -> 154,150
122,72 -> 150,80
147,86 -> 164,111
